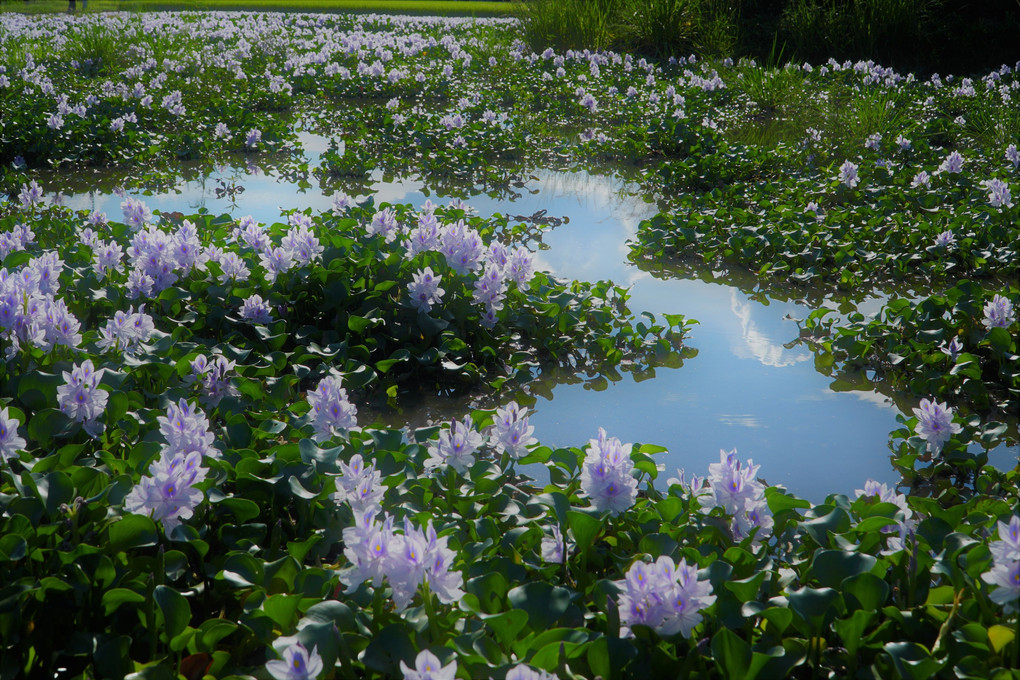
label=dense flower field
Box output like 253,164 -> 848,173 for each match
0,10 -> 1018,679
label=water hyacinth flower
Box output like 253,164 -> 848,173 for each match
306,375 -> 358,442
159,399 -> 217,459
341,512 -> 463,612
19,181 -> 44,208
941,336 -> 963,361
939,150 -> 964,174
259,246 -> 296,284
703,449 -> 774,544
980,178 -> 1013,208
855,479 -> 917,553
92,240 -> 124,281
911,170 -> 931,188
0,407 -> 27,461
502,666 -> 558,680
266,642 -> 323,680
333,453 -> 384,513
933,230 -> 956,249
540,524 -> 565,564
185,354 -> 238,407
838,160 -> 859,188
983,294 -> 1015,329
367,208 -> 399,242
579,428 -> 638,516
123,448 -> 207,534
239,294 -> 273,324
912,398 -> 961,456
982,515 -> 1020,613
245,128 -> 262,149
615,556 -> 716,638
120,197 -> 153,231
408,267 -> 444,313
489,401 -> 536,460
424,416 -> 484,474
96,305 -> 155,356
57,359 -> 108,436
1007,143 -> 1020,169
400,650 -> 457,680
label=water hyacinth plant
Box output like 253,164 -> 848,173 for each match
0,8 -> 1017,679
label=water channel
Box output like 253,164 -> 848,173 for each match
47,134 -> 1018,502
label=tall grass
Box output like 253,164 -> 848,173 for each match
513,0 -> 618,52
781,0 -> 942,68
513,0 -> 741,58
61,23 -> 129,74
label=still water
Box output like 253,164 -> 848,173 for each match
50,142 -> 1017,501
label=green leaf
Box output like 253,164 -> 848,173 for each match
101,587 -> 146,616
262,593 -> 302,630
987,625 -> 1015,654
482,610 -> 529,648
882,641 -> 946,680
154,585 -> 191,640
466,572 -> 509,615
842,572 -> 889,612
788,586 -> 839,634
800,507 -> 851,547
109,515 -> 159,552
810,550 -> 877,589
508,582 -> 575,631
712,627 -> 752,678
567,510 -> 602,553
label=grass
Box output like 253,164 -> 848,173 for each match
0,0 -> 513,14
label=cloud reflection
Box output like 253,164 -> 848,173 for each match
729,290 -> 811,368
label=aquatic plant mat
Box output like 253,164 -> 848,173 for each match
0,10 -> 1018,679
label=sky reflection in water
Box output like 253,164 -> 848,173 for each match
54,156 -> 1017,502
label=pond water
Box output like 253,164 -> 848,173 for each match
47,137 -> 1018,502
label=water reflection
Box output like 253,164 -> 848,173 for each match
36,155 -> 1017,502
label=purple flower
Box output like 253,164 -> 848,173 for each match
980,178 -> 1013,208
120,197 -> 153,231
838,160 -> 859,188
0,407 -> 27,461
540,524 -> 565,564
504,666 -> 557,680
306,375 -> 358,442
912,398 -> 961,455
911,170 -> 931,188
245,128 -> 262,149
400,650 -> 457,680
123,449 -> 207,535
333,453 -> 383,514
1007,143 -> 1020,169
259,246 -> 296,284
185,355 -> 238,407
615,556 -> 716,638
941,336 -> 963,361
367,208 -> 399,242
425,416 -> 484,474
579,428 -> 638,516
57,360 -> 108,436
266,642 -> 323,680
408,267 -> 444,313
19,181 -> 44,208
939,151 -> 964,174
990,516 -> 1020,564
239,294 -> 273,324
933,230 -> 955,249
982,560 -> 1020,613
489,401 -> 535,460
158,399 -> 216,459
983,294 -> 1015,329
